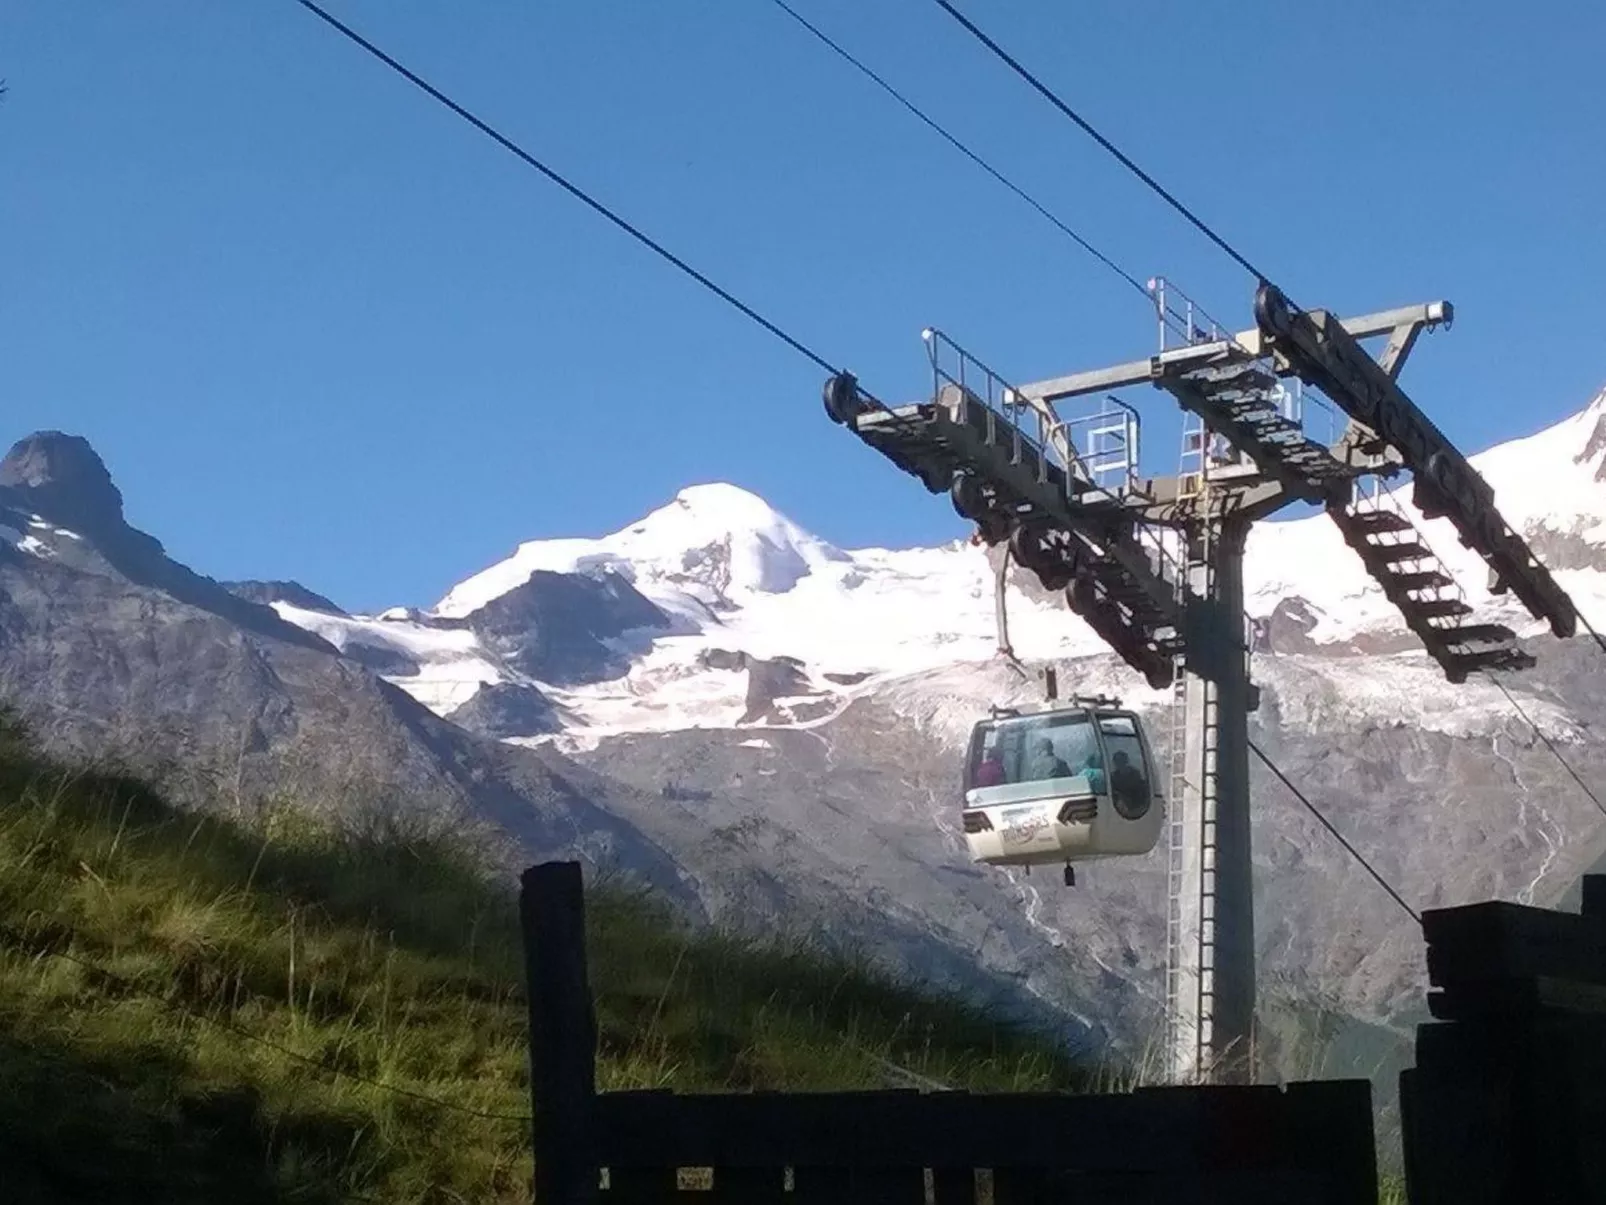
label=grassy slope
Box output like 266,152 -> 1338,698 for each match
0,725 -> 1086,1203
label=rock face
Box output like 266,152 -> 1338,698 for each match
739,654 -> 834,725
464,570 -> 668,684
224,580 -> 348,616
0,432 -> 334,655
562,637 -> 1606,1062
0,560 -> 662,890
0,432 -> 683,889
449,682 -> 562,740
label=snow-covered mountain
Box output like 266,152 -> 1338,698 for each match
274,385 -> 1606,748
277,483 -> 1114,738
438,482 -> 852,618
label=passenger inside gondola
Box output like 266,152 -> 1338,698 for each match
1081,750 -> 1106,794
960,702 -> 1163,866
1110,749 -> 1149,818
1023,737 -> 1072,782
974,753 -> 1005,787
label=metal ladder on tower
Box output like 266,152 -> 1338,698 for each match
1162,632 -> 1190,1074
1163,409 -> 1223,1081
1192,517 -> 1222,1079
1162,413 -> 1198,1068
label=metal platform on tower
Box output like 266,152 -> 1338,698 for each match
821,277 -> 1584,1085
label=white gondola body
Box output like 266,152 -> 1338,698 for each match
959,702 -> 1163,867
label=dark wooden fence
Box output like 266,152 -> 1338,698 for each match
1402,874 -> 1606,1203
520,862 -> 1379,1204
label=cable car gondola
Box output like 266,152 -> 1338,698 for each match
960,692 -> 1162,886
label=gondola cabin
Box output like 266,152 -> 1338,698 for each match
961,696 -> 1162,877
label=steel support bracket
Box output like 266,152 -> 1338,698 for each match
1137,476 -> 1289,527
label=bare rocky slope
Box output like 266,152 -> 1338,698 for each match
565,641 -> 1606,1040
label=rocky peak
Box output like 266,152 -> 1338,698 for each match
466,569 -> 669,685
0,431 -> 131,539
1574,386 -> 1606,481
0,431 -> 338,657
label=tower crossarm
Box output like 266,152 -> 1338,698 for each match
1132,475 -> 1288,526
1021,518 -> 1184,689
1017,301 -> 1454,405
845,391 -> 1125,521
824,366 -> 1186,688
1254,284 -> 1578,641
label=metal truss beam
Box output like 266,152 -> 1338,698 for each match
1253,284 -> 1576,639
1018,301 -> 1452,404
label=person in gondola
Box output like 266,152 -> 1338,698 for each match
1024,737 -> 1071,782
974,753 -> 1006,787
1109,749 -> 1149,819
1081,749 -> 1106,795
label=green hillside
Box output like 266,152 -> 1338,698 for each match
0,716 -> 1084,1203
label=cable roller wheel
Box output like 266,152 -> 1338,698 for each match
1009,521 -> 1054,575
950,472 -> 989,523
822,371 -> 864,425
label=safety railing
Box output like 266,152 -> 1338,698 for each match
1063,394 -> 1141,496
1147,275 -> 1241,353
922,327 -> 1097,495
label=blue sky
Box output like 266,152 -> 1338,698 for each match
4,1 -> 1604,611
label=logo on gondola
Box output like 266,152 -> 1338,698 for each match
999,805 -> 1052,845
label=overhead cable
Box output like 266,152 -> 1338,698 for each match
1575,608 -> 1606,659
1248,739 -> 1421,925
766,0 -> 1151,304
291,0 -> 843,378
1484,672 -> 1606,821
925,0 -> 1274,287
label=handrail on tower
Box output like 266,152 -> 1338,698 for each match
921,327 -> 1099,499
1147,276 -> 1240,354
1065,395 -> 1142,497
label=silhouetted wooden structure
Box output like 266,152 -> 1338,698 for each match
520,862 -> 1379,1203
1402,873 -> 1606,1203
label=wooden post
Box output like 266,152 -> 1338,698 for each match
522,862 -> 598,1204
1580,874 -> 1606,920
1404,894 -> 1606,1202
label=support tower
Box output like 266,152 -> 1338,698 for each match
821,280 -> 1577,1083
